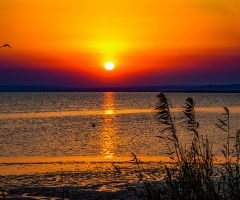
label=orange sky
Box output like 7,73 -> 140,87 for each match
1,0 -> 240,87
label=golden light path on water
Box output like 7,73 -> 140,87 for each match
0,109 -> 153,119
101,92 -> 116,159
1,107 -> 240,119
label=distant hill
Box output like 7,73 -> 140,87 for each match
187,84 -> 240,93
0,84 -> 239,92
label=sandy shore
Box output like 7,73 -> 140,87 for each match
0,156 -> 228,200
0,156 -> 168,200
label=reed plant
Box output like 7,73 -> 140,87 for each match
216,107 -> 240,199
0,187 -> 5,200
122,93 -> 240,200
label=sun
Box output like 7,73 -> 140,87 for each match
105,62 -> 114,70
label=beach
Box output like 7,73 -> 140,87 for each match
1,156 -> 229,200
0,156 -> 168,199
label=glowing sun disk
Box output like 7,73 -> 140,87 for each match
105,62 -> 114,70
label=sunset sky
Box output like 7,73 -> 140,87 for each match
0,0 -> 240,88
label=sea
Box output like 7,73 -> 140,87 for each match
0,92 -> 240,199
1,92 -> 240,159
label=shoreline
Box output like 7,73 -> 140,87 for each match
0,155 -> 230,164
0,156 -> 171,176
0,156 -> 233,199
0,157 -> 165,199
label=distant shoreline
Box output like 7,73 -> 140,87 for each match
0,84 -> 240,93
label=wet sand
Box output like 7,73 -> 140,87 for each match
0,156 -> 168,200
0,156 -> 228,199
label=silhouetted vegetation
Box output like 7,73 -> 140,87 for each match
119,93 -> 240,200
0,187 -> 5,200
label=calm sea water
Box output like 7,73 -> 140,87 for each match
1,92 -> 240,159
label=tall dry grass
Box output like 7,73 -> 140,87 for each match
121,93 -> 240,200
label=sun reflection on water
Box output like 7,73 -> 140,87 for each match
105,110 -> 114,115
101,92 -> 118,159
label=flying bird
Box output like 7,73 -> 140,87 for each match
0,44 -> 12,48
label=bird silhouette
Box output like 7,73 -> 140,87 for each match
0,44 -> 12,48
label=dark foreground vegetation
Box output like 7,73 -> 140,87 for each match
120,93 -> 240,200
